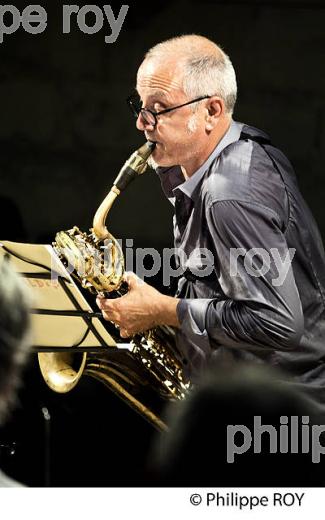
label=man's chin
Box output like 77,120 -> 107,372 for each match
147,155 -> 160,170
147,148 -> 175,170
147,154 -> 172,170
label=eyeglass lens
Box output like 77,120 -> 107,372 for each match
128,95 -> 155,126
140,109 -> 156,126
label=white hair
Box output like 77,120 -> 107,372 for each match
144,35 -> 237,115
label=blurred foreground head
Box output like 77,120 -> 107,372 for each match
0,257 -> 31,423
150,362 -> 324,486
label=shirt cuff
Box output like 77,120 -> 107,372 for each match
174,299 -> 213,379
176,298 -> 188,324
176,298 -> 213,352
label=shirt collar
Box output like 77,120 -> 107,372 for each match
156,119 -> 243,201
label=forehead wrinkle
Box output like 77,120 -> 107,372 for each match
137,62 -> 185,99
139,89 -> 169,101
138,75 -> 182,90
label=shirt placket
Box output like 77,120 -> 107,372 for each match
174,191 -> 193,237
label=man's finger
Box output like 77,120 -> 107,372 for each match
100,309 -> 120,322
124,271 -> 143,289
101,310 -> 113,322
120,328 -> 131,339
96,297 -> 118,311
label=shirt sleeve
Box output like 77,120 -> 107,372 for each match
176,199 -> 304,354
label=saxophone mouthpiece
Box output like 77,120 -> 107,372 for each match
113,141 -> 156,192
144,140 -> 156,153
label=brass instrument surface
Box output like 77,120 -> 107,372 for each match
52,225 -> 190,404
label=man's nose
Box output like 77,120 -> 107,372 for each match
136,112 -> 145,131
136,112 -> 155,132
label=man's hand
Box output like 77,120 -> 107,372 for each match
96,272 -> 180,338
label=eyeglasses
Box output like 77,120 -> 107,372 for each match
127,93 -> 212,128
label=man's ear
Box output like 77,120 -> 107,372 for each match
209,97 -> 224,116
206,97 -> 224,130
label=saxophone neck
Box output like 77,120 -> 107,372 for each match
92,141 -> 155,240
92,186 -> 120,240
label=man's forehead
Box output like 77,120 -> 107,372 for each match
143,90 -> 170,102
136,58 -> 184,97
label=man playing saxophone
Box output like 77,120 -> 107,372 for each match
97,34 -> 325,412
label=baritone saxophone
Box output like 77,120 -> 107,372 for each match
38,141 -> 190,430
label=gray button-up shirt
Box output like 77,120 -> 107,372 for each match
156,120 -> 325,411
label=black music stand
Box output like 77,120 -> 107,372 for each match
0,240 -> 118,353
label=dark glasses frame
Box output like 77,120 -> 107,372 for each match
127,94 -> 212,127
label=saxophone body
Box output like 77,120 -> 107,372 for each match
38,142 -> 190,430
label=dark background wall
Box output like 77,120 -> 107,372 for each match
0,0 -> 324,249
0,0 -> 324,486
